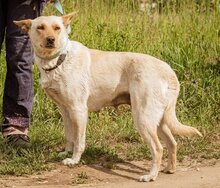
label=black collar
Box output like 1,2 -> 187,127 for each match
42,53 -> 67,72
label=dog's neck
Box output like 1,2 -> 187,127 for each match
35,40 -> 69,72
42,53 -> 67,72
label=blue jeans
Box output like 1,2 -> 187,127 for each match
0,0 -> 46,134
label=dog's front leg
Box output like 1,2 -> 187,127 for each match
56,107 -> 74,157
62,107 -> 88,166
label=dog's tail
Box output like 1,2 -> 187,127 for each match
163,104 -> 202,137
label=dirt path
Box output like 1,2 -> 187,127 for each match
0,159 -> 219,188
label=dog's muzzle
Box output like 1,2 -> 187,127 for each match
45,36 -> 55,48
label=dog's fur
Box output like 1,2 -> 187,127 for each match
14,13 -> 202,182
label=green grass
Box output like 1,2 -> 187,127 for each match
0,0 -> 219,176
72,171 -> 89,185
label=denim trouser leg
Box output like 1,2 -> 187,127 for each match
1,0 -> 46,135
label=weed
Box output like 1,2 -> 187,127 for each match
72,171 -> 88,185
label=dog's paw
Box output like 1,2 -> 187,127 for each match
162,167 -> 176,174
139,174 -> 157,182
62,158 -> 78,167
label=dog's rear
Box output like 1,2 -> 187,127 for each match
122,54 -> 201,181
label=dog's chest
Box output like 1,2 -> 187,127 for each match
45,86 -> 64,105
40,72 -> 69,104
40,71 -> 60,89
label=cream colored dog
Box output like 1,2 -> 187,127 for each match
14,13 -> 202,182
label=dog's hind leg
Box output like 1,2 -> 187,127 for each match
158,122 -> 177,173
62,107 -> 88,166
130,90 -> 164,182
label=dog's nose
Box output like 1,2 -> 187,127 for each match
46,36 -> 55,44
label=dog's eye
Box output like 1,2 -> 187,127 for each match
37,25 -> 45,30
54,26 -> 61,31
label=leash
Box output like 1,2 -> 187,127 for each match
54,0 -> 71,34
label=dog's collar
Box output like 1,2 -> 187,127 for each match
42,53 -> 67,72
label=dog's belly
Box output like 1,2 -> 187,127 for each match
87,91 -> 130,111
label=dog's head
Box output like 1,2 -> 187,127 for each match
14,12 -> 77,59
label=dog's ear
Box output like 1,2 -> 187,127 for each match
62,11 -> 78,28
14,19 -> 32,33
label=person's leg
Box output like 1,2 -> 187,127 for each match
2,0 -> 46,146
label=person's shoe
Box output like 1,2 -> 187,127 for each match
5,134 -> 31,148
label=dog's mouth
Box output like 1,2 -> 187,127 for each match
45,43 -> 56,49
40,44 -> 56,49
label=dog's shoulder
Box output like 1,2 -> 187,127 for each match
68,40 -> 89,53
67,40 -> 90,59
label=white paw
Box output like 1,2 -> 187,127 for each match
139,174 -> 157,182
62,158 -> 79,167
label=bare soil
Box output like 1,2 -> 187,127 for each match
0,159 -> 219,188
